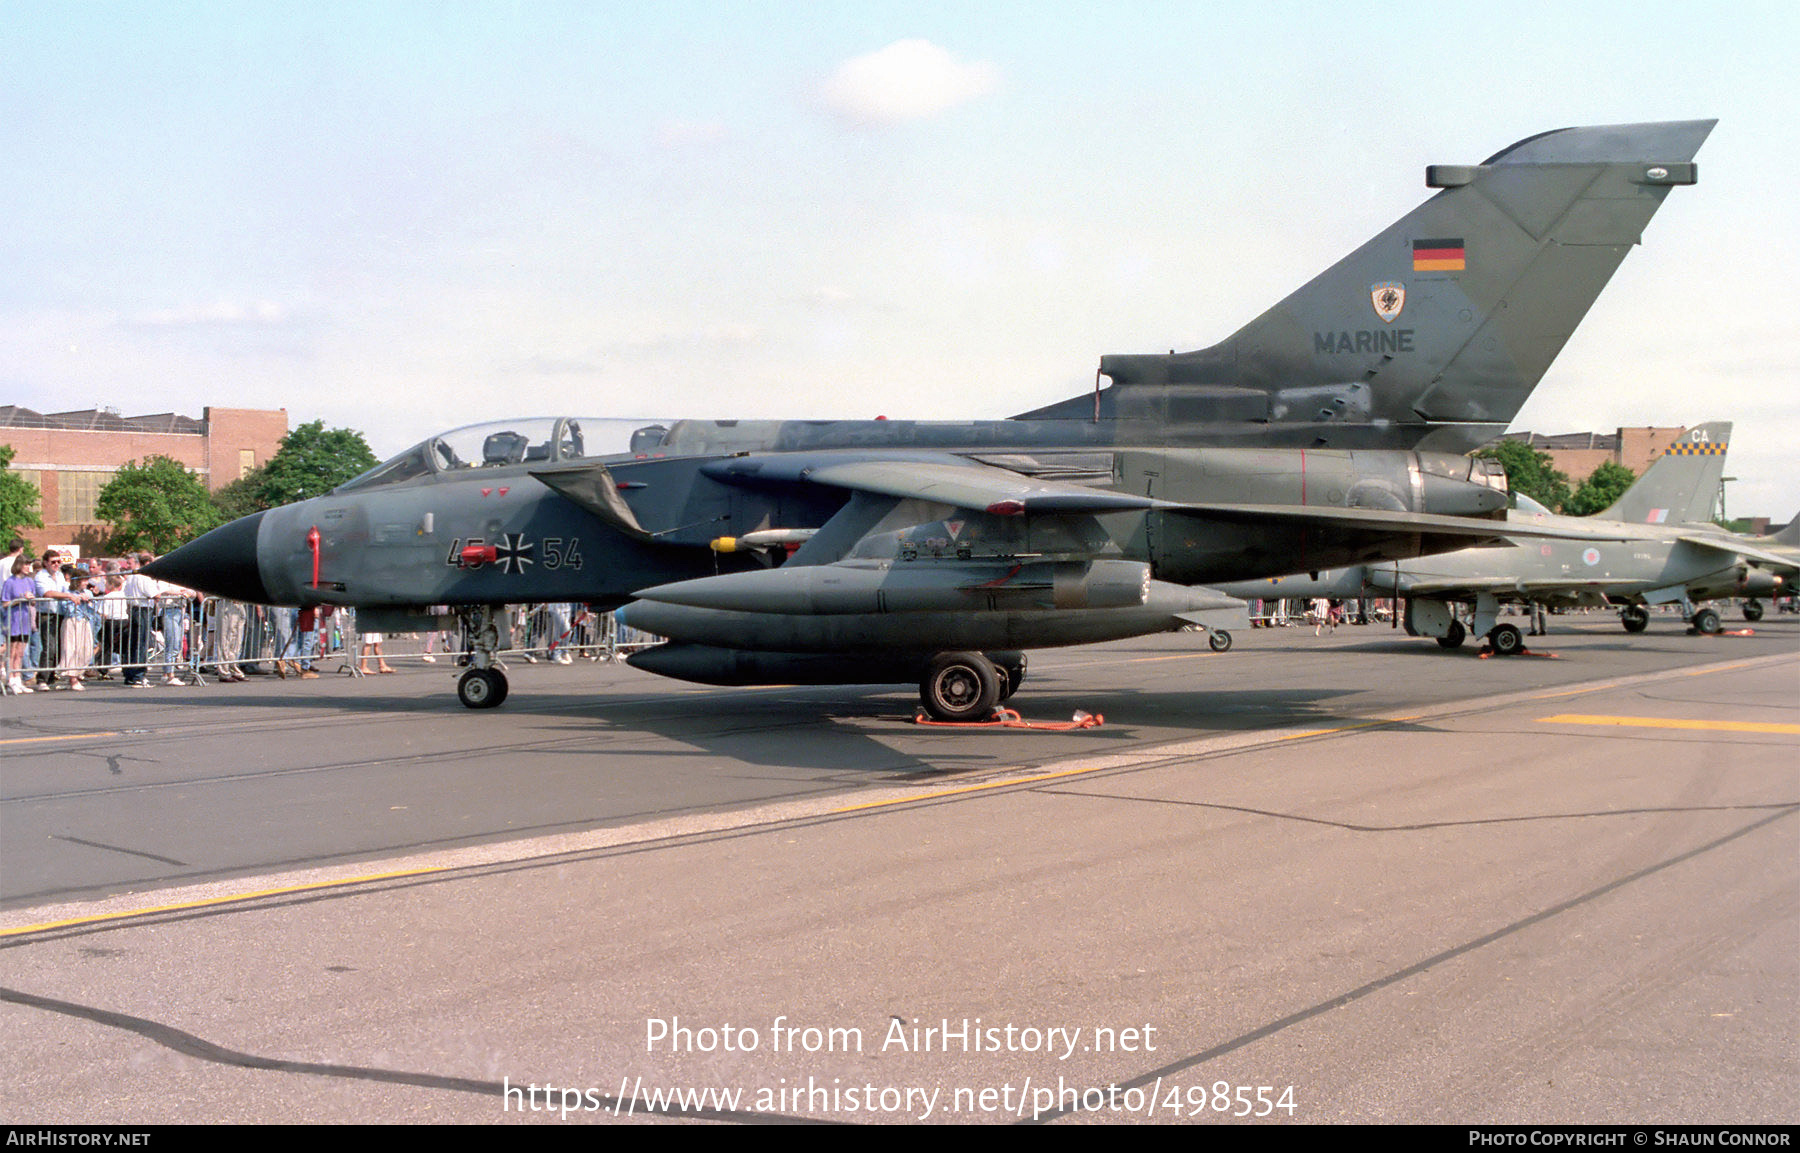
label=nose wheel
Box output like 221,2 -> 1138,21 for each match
458,667 -> 509,709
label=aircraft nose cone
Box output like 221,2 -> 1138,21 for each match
142,510 -> 271,603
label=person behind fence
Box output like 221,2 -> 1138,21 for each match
206,596 -> 248,682
270,604 -> 298,678
121,554 -> 162,687
33,548 -> 90,687
5,556 -> 37,695
96,574 -> 129,676
156,579 -> 194,685
357,628 -> 394,675
293,605 -> 322,679
547,602 -> 576,663
59,562 -> 98,691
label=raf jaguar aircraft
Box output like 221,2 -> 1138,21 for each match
1671,515 -> 1799,621
147,120 -> 1710,718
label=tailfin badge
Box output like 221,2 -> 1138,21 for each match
1370,281 -> 1405,324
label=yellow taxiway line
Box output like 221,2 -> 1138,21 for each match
1537,714 -> 1800,735
0,868 -> 447,938
0,731 -> 123,746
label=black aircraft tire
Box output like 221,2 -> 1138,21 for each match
1744,600 -> 1765,622
1435,620 -> 1467,649
989,653 -> 1026,702
921,652 -> 1001,723
1621,606 -> 1649,634
1489,624 -> 1525,656
458,668 -> 508,709
1692,607 -> 1722,635
1209,629 -> 1233,653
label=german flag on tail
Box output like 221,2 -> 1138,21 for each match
1412,238 -> 1466,272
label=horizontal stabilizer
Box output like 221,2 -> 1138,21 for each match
1677,534 -> 1794,570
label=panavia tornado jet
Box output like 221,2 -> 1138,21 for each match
145,119 -> 1709,717
1217,423 -> 1784,649
152,421 -> 1629,716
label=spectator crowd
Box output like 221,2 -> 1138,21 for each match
2,536 -> 650,696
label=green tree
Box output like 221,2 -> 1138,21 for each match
1562,461 -> 1637,518
0,444 -> 45,535
211,463 -> 272,521
256,420 -> 380,507
95,456 -> 223,554
1475,439 -> 1572,512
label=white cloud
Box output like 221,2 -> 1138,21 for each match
818,40 -> 999,127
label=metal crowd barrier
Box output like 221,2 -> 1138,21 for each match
3,590 -> 200,693
4,593 -> 657,694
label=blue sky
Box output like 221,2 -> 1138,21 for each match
4,2 -> 1795,514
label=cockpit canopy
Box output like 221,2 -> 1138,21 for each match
335,417 -> 837,493
336,417 -> 679,493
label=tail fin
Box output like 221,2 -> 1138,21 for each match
1600,422 -> 1730,525
1771,516 -> 1800,547
1023,120 -> 1715,452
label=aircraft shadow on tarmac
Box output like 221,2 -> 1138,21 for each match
102,662 -> 1390,777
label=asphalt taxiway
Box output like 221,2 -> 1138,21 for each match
1,614 -> 1795,1123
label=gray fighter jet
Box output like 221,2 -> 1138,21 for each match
156,416 -> 1612,716
1216,423 -> 1775,649
1674,515 -> 1798,620
146,120 -> 1709,717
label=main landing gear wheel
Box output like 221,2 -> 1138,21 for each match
458,667 -> 508,709
1435,620 -> 1467,649
1743,599 -> 1765,622
1620,605 -> 1649,634
1208,629 -> 1233,653
921,651 -> 1001,723
1691,607 -> 1722,635
1488,623 -> 1525,656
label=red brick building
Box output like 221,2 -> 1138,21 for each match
1499,427 -> 1692,484
1,405 -> 287,554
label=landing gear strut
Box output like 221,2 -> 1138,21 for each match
991,652 -> 1026,702
455,605 -> 509,709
